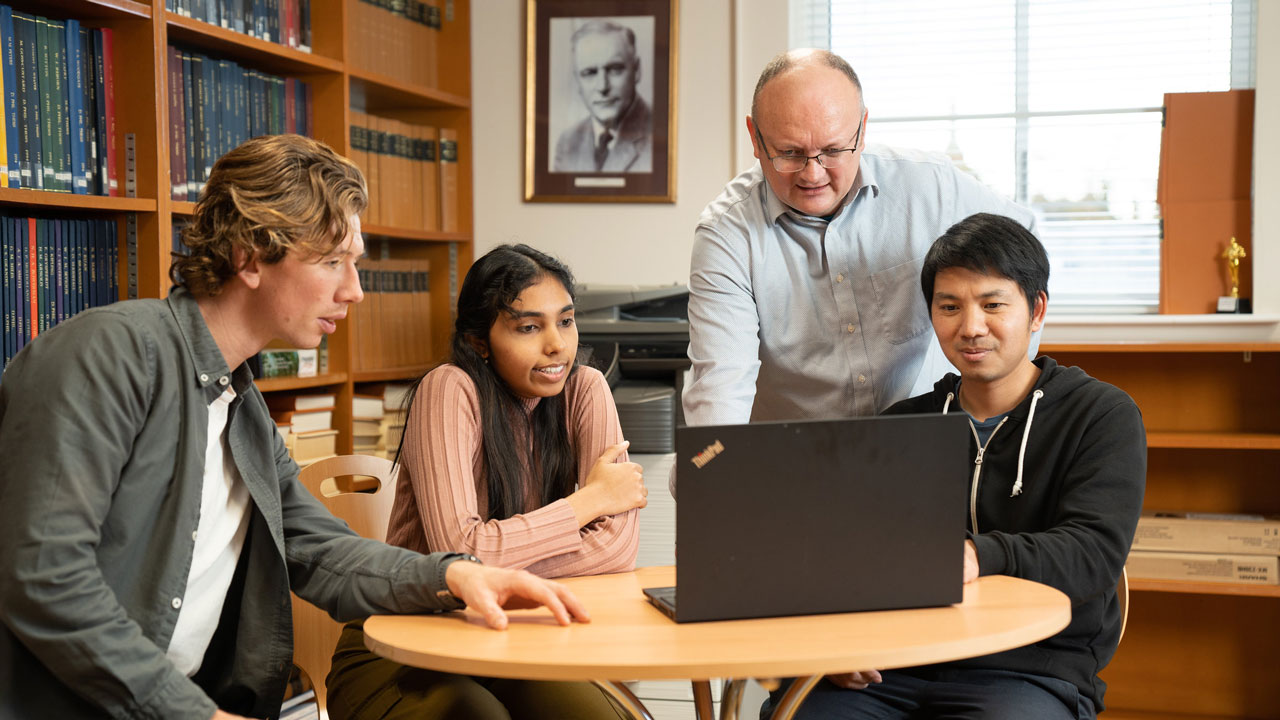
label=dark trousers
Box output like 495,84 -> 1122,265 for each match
762,668 -> 1095,720
326,620 -> 627,720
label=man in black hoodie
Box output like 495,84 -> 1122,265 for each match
765,213 -> 1145,719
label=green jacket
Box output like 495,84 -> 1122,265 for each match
0,288 -> 457,719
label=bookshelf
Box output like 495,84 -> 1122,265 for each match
3,0 -> 473,456
1043,343 -> 1280,719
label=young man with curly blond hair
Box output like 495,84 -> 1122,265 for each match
0,135 -> 588,720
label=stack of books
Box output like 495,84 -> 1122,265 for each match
349,259 -> 431,373
0,7 -> 119,195
2,216 -> 119,372
347,112 -> 460,232
353,382 -> 411,459
1127,511 -> 1280,586
167,45 -> 313,202
267,391 -> 337,467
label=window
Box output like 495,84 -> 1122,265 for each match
791,0 -> 1256,312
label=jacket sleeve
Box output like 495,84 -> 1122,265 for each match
274,423 -> 458,621
971,400 -> 1147,603
0,315 -> 218,720
525,368 -> 639,578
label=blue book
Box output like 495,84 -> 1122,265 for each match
1,7 -> 19,188
91,28 -> 107,195
79,27 -> 96,195
13,219 -> 23,351
2,217 -> 11,366
66,19 -> 86,194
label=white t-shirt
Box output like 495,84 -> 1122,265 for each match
166,386 -> 252,676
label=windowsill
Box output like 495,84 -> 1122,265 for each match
1042,313 -> 1280,344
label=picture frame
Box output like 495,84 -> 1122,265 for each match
524,0 -> 678,203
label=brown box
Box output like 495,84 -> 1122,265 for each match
1127,550 -> 1278,585
1134,512 -> 1280,556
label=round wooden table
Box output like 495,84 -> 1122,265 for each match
364,565 -> 1071,720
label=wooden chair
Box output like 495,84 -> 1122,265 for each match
290,454 -> 399,713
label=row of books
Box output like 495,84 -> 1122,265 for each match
348,111 -> 459,232
166,0 -> 313,53
167,46 -> 314,202
1126,511 -> 1280,585
255,340 -> 329,379
350,259 -> 432,374
0,7 -> 117,195
348,0 -> 440,89
1,216 -> 119,371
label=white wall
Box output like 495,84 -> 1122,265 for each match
473,1 -> 1279,324
470,0 -> 733,285
1253,0 -> 1279,315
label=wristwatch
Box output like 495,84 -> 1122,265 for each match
435,552 -> 483,610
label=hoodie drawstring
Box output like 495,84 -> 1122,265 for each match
1011,389 -> 1045,497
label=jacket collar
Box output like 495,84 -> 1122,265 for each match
166,287 -> 255,396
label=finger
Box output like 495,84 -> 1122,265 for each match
522,576 -> 573,626
597,441 -> 630,464
470,590 -> 510,630
865,669 -> 883,684
553,582 -> 592,623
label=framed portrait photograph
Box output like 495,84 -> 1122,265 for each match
524,0 -> 678,203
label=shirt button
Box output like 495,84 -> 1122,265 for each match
171,597 -> 183,610
858,374 -> 867,383
846,323 -> 855,333
192,530 -> 198,541
837,273 -> 845,283
219,376 -> 229,386
199,373 -> 209,383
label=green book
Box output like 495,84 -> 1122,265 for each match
48,17 -> 68,192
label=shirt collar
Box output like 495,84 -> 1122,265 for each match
167,287 -> 254,396
760,154 -> 881,226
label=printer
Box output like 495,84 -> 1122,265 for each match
575,284 -> 690,453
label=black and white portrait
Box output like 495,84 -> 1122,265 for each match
547,16 -> 655,174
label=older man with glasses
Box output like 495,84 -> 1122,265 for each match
679,49 -> 1038,488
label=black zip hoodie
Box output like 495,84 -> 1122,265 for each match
885,356 -> 1146,712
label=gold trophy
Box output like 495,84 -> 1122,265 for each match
1216,237 -> 1251,313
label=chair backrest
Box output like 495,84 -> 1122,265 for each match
290,454 -> 398,711
1117,567 -> 1130,645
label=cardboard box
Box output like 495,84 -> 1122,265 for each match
1127,550 -> 1278,585
1133,512 -> 1280,556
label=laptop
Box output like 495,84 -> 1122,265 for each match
643,413 -> 969,623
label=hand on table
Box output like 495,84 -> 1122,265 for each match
964,539 -> 980,584
826,670 -> 883,690
445,560 -> 591,630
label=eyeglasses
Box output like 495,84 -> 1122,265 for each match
754,116 -> 864,173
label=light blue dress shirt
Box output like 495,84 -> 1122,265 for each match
683,145 -> 1038,428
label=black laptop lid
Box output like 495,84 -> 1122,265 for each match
673,413 -> 969,622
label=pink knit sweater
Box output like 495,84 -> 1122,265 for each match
384,364 -> 639,578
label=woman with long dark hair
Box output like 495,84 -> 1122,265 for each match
326,244 -> 645,719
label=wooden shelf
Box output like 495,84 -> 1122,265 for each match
0,188 -> 156,212
1146,432 -> 1280,450
349,68 -> 470,111
171,201 -> 197,216
255,372 -> 349,393
1129,578 -> 1280,598
360,224 -> 469,243
165,13 -> 344,76
22,0 -> 152,19
354,365 -> 433,383
1043,342 -> 1280,354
